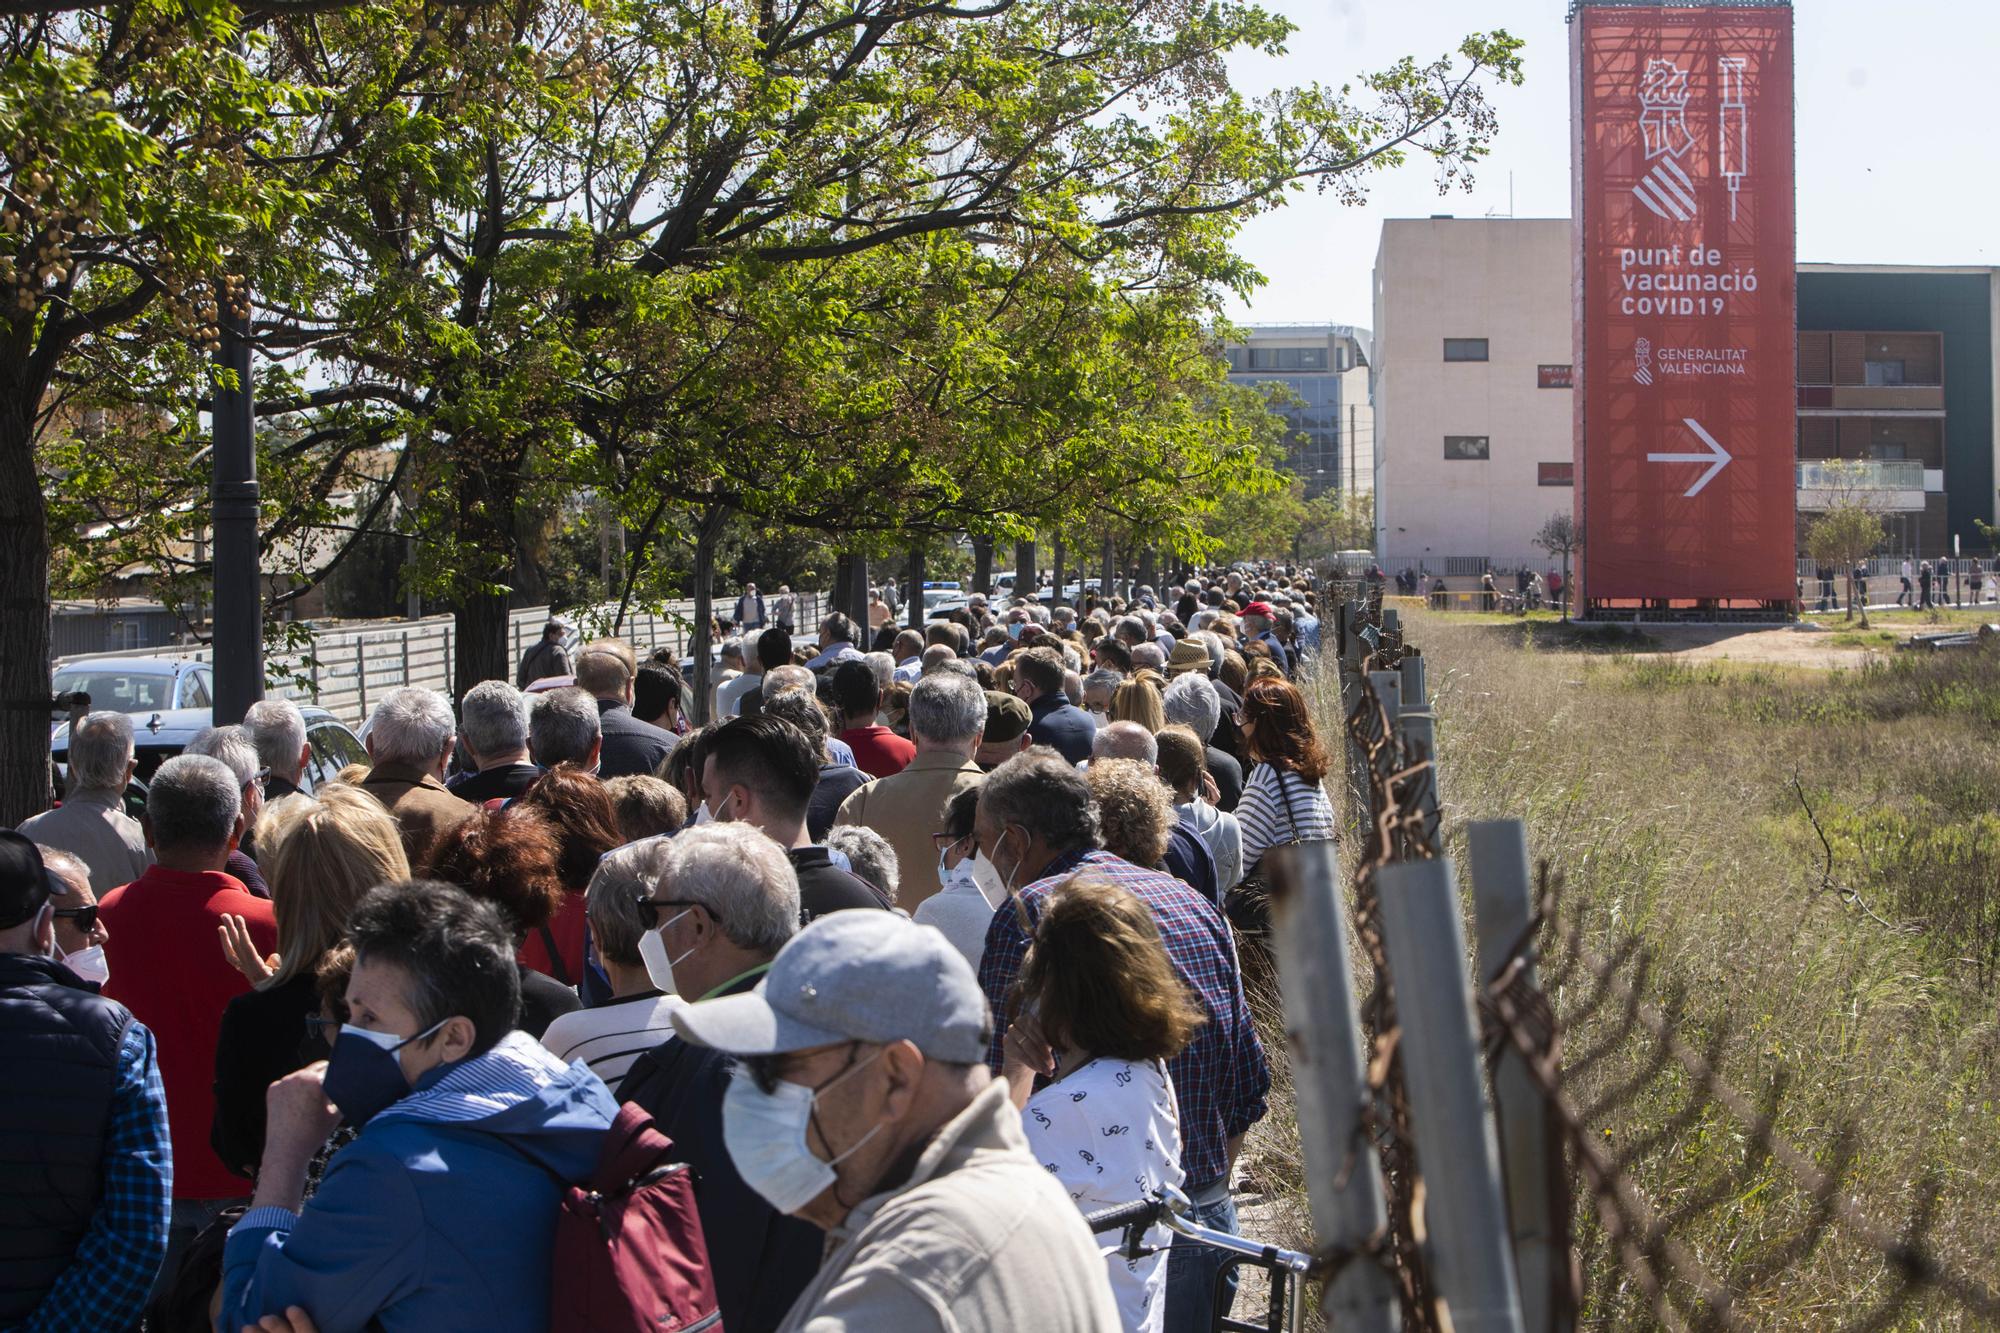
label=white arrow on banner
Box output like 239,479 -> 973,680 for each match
1647,417 -> 1732,497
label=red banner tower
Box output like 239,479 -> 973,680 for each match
1571,0 -> 1796,613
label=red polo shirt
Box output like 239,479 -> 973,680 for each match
100,864 -> 276,1199
836,726 -> 915,780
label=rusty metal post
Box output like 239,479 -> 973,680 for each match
1469,820 -> 1564,1333
1377,857 -> 1527,1333
1266,842 -> 1400,1331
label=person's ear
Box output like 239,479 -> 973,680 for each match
296,742 -> 312,775
437,1015 -> 477,1064
877,1040 -> 925,1121
585,736 -> 603,771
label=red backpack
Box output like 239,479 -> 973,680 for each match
549,1102 -> 722,1333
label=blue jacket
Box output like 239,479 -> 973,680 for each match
219,1032 -> 617,1333
1027,693 -> 1097,765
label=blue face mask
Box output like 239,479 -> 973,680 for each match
1007,623 -> 1024,639
323,1019 -> 447,1127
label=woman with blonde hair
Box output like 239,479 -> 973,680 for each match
1109,668 -> 1167,733
211,786 -> 410,1176
1003,874 -> 1205,1332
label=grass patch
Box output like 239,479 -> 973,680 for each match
1292,614 -> 2000,1328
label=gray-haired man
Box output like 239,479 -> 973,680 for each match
831,669 -> 986,915
451,680 -> 543,804
20,710 -> 149,892
670,909 -> 1119,1332
358,687 -> 477,864
242,698 -> 311,803
615,823 -> 818,1333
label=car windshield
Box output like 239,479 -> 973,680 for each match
52,670 -> 171,712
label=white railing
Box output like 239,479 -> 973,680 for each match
54,592 -> 827,726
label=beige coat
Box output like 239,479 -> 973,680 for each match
775,1079 -> 1121,1333
357,762 -> 479,867
832,750 -> 982,914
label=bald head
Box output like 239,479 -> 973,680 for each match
1091,720 -> 1158,766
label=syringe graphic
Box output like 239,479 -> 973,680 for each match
1718,58 -> 1748,221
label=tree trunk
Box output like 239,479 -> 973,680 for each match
846,554 -> 869,630
0,410 -> 53,826
1014,541 -> 1036,602
972,537 -> 993,597
1137,547 -> 1157,595
1101,533 -> 1115,605
455,588 -> 510,704
831,554 -> 854,618
908,545 -> 925,629
688,504 -> 727,725
1051,538 -> 1066,610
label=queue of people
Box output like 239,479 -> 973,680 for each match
5,563 -> 1331,1333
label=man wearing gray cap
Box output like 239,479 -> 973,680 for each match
670,910 -> 1118,1332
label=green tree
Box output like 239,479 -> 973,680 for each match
1533,510 -> 1581,620
1804,463 -> 1888,626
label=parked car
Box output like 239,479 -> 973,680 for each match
51,657 -> 215,718
49,705 -> 367,817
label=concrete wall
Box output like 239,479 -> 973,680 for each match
1373,218 -> 1577,566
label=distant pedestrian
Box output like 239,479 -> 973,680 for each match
772,584 -> 797,635
1969,562 -> 1985,605
1479,570 -> 1497,612
1918,560 -> 1933,609
1898,558 -> 1913,606
516,617 -> 571,687
1852,563 -> 1868,610
733,583 -> 767,632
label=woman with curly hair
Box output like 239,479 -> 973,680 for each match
423,807 -> 581,1037
1234,676 -> 1337,878
1002,874 -> 1204,1333
510,763 -> 621,991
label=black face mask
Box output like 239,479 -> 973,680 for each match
322,1020 -> 446,1127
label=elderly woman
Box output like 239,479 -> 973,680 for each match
423,808 -> 581,1037
538,841 -> 682,1086
219,879 -> 617,1333
1109,669 -> 1167,733
1003,875 -> 1201,1333
512,763 -> 621,990
212,787 -> 410,1179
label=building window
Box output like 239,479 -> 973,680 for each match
1222,347 -> 1244,370
1444,435 -> 1490,461
1443,338 -> 1489,362
1537,364 -> 1573,389
1863,359 -> 1905,386
1248,347 -> 1276,370
1537,462 -> 1575,486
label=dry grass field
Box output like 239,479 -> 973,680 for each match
1246,610 -> 2000,1329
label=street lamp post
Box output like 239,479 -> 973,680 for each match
210,276 -> 263,725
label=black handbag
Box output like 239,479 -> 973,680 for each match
1222,766 -> 1307,955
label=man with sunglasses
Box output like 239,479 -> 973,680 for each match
0,830 -> 171,1332
615,823 -> 821,1333
669,909 -> 1118,1333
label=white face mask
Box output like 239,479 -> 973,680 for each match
636,909 -> 694,995
692,800 -> 715,825
58,943 -> 109,986
721,1048 -> 885,1215
936,847 -> 981,896
965,851 -> 1011,911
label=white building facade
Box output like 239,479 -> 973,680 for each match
1372,218 -> 1575,572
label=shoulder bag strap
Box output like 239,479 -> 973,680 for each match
536,922 -> 572,987
1274,767 -> 1304,846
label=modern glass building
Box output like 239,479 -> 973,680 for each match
1221,324 -> 1373,497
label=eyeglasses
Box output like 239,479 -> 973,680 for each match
635,896 -> 701,929
931,831 -> 975,852
52,905 -> 98,932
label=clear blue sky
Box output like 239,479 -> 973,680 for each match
1223,0 -> 2000,326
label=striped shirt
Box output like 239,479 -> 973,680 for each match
538,994 -> 679,1088
1236,763 -> 1336,875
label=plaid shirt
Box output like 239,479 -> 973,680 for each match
979,849 -> 1270,1186
23,1018 -> 172,1333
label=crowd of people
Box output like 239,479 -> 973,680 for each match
4,562 -> 1332,1333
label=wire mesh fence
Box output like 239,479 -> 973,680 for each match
1268,581 -> 1996,1331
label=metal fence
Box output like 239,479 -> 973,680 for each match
1262,586 -> 1998,1330
52,592 -> 827,727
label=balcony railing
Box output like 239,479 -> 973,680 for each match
1796,460 -> 1924,490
